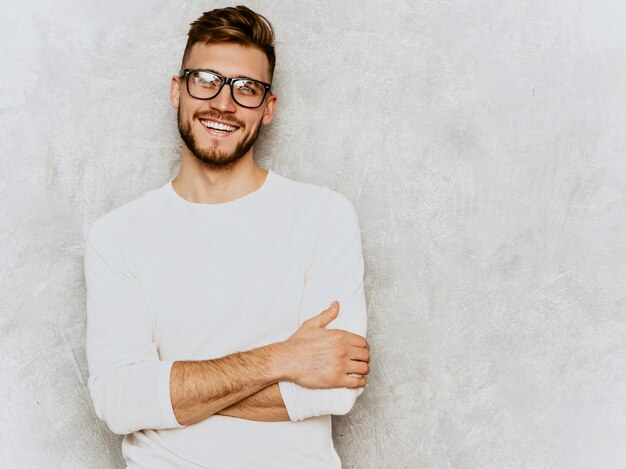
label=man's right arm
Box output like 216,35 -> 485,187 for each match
170,302 -> 369,426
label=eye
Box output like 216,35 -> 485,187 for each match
234,80 -> 262,96
194,72 -> 221,88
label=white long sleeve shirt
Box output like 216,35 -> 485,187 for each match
84,170 -> 368,469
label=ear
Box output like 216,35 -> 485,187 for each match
170,75 -> 182,109
261,93 -> 277,125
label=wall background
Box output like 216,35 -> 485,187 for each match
1,0 -> 625,467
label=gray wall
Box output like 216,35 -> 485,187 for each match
1,1 -> 625,467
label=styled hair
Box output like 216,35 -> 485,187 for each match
182,5 -> 276,77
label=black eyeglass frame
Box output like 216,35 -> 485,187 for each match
179,69 -> 272,109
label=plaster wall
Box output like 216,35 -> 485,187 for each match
1,1 -> 625,468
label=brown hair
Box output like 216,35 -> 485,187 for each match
182,5 -> 276,77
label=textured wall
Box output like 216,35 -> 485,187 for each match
1,0 -> 625,468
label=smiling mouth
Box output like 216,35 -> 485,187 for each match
199,118 -> 239,133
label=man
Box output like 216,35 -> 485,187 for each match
84,5 -> 370,468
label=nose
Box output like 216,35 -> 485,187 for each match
209,82 -> 237,113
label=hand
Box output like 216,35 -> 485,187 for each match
281,301 -> 370,389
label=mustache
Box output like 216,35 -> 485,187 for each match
193,110 -> 244,128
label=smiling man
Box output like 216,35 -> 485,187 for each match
84,5 -> 369,469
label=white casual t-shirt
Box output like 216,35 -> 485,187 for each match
84,170 -> 367,468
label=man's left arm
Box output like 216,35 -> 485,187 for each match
217,190 -> 368,422
217,383 -> 288,421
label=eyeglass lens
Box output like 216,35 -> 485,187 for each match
187,71 -> 267,108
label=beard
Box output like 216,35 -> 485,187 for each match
177,108 -> 262,170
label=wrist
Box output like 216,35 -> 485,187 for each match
264,341 -> 294,383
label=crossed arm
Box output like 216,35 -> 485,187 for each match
170,302 -> 370,425
217,383 -> 287,422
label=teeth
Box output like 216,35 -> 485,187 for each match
200,120 -> 237,132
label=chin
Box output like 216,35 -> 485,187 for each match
187,141 -> 247,169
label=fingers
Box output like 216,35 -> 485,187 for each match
348,360 -> 370,376
345,360 -> 370,387
343,374 -> 368,388
341,331 -> 369,349
349,346 -> 370,363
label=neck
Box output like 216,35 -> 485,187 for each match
172,147 -> 268,204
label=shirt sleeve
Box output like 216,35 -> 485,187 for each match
278,190 -> 368,421
84,213 -> 184,435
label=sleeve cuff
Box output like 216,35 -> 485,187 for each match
162,360 -> 186,429
278,381 -> 364,422
278,381 -> 300,421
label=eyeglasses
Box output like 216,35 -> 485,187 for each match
179,69 -> 272,109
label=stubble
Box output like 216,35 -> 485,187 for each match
177,108 -> 262,170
